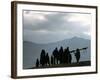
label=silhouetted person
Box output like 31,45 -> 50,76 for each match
52,49 -> 56,65
75,48 -> 80,63
45,53 -> 50,66
59,46 -> 63,64
64,47 -> 72,64
63,48 -> 67,63
67,47 -> 72,64
36,58 -> 39,67
51,55 -> 54,65
40,49 -> 46,66
53,47 -> 59,64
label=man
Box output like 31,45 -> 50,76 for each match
75,48 -> 80,63
36,58 -> 39,67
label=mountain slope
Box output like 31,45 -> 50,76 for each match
23,37 -> 90,69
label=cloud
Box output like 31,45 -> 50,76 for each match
65,13 -> 91,25
23,29 -> 73,43
23,10 -> 91,43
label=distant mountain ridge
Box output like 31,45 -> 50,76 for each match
23,37 -> 90,69
24,36 -> 90,45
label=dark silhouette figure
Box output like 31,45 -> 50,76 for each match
36,46 -> 87,68
67,47 -> 72,64
64,47 -> 72,64
75,48 -> 80,63
40,49 -> 46,66
36,58 -> 39,67
51,55 -> 54,65
53,47 -> 59,64
59,46 -> 63,64
63,48 -> 67,63
45,53 -> 50,66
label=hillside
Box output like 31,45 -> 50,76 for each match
23,37 -> 90,69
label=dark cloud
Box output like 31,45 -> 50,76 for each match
23,11 -> 91,43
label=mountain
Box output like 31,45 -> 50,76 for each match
23,37 -> 90,69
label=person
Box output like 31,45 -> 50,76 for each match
65,47 -> 72,64
40,49 -> 46,66
63,48 -> 67,63
53,47 -> 59,64
45,53 -> 50,66
59,46 -> 63,64
75,48 -> 80,63
51,55 -> 54,65
36,58 -> 39,67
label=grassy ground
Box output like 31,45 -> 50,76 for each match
25,61 -> 91,69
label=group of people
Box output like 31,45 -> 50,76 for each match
36,47 -> 81,67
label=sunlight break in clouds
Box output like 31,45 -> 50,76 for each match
66,13 -> 91,25
23,10 -> 91,44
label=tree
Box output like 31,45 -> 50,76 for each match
40,49 -> 46,66
36,58 -> 39,67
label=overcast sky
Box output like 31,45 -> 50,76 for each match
23,10 -> 91,44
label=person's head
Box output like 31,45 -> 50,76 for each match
76,48 -> 79,52
67,47 -> 69,51
55,47 -> 57,50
